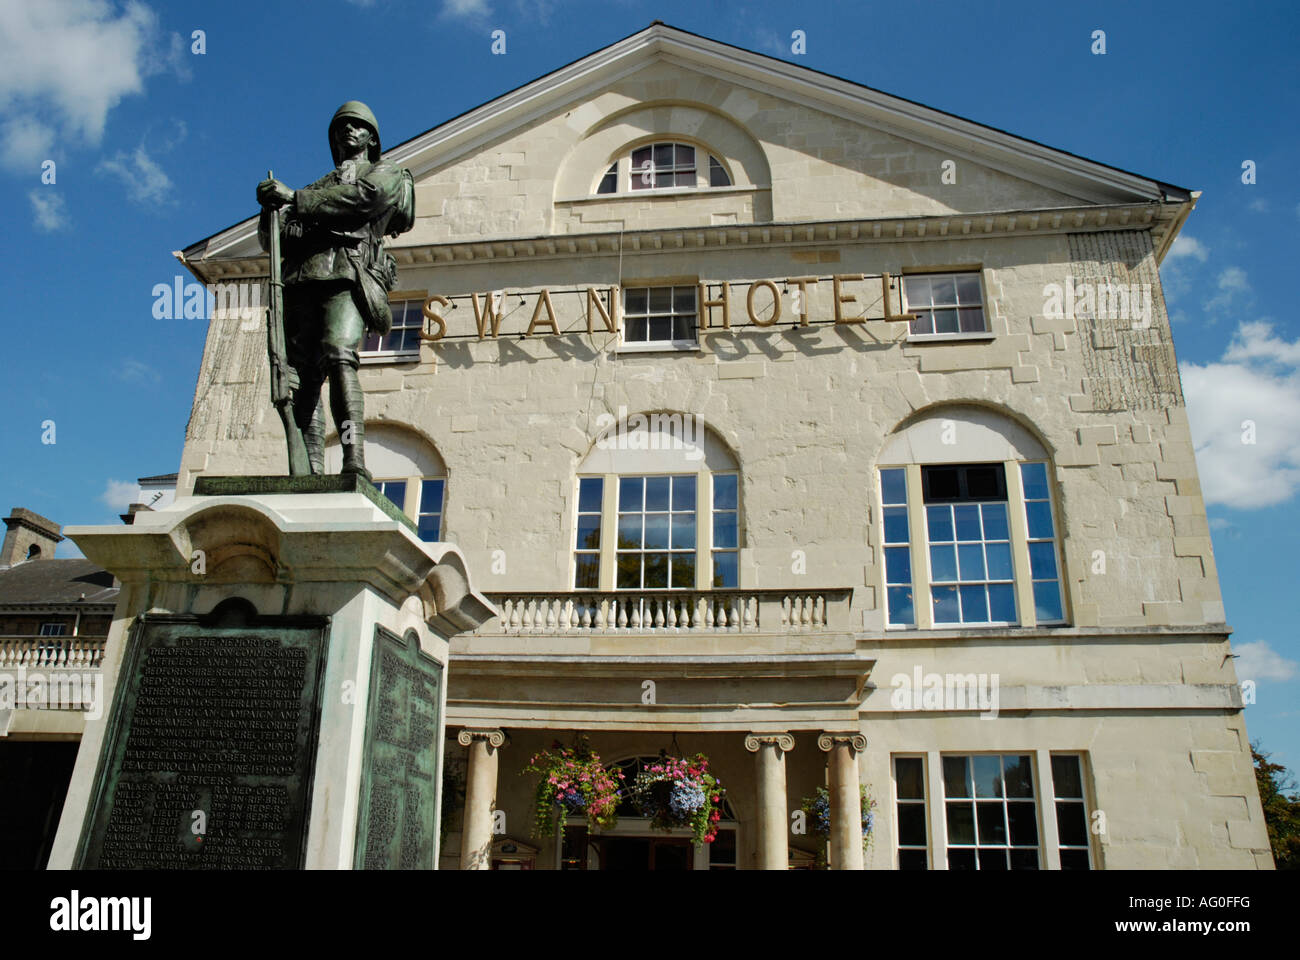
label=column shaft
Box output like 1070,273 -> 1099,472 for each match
755,742 -> 789,870
828,740 -> 864,870
459,733 -> 501,870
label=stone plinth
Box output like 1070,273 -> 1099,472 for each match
47,477 -> 496,870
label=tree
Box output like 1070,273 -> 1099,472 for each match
1252,741 -> 1300,869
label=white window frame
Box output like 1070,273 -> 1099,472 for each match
39,622 -> 67,637
1050,752 -> 1095,870
902,270 -> 994,342
374,475 -> 447,543
940,752 -> 1042,871
595,142 -> 734,197
878,459 -> 1069,629
360,295 -> 425,362
892,754 -> 930,870
619,284 -> 700,353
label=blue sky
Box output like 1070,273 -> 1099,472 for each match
1,0 -> 1297,775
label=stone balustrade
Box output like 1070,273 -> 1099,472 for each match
483,589 -> 852,634
0,636 -> 106,670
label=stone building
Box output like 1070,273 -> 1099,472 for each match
0,509 -> 116,867
171,23 -> 1269,868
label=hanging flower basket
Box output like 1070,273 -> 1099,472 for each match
522,738 -> 623,841
629,753 -> 726,845
799,785 -> 876,868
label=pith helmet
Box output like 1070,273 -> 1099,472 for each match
329,100 -> 381,164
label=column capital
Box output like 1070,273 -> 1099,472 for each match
817,732 -> 866,752
744,733 -> 795,753
457,728 -> 506,748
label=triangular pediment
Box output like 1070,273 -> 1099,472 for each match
182,23 -> 1190,266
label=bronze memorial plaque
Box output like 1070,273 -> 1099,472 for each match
77,615 -> 329,869
354,625 -> 443,869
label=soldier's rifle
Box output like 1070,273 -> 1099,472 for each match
266,170 -> 311,475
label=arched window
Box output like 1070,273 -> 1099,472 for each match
595,142 -> 733,195
26,544 -> 41,560
573,413 -> 740,590
325,424 -> 447,542
877,406 -> 1066,629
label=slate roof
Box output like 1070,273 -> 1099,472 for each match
0,559 -> 119,607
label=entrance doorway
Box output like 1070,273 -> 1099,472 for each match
600,836 -> 694,871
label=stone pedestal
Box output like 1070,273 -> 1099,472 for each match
47,476 -> 495,870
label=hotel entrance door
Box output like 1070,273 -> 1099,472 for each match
599,836 -> 694,870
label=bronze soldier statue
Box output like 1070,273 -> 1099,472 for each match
257,101 -> 415,479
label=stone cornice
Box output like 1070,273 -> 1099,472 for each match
190,201 -> 1182,282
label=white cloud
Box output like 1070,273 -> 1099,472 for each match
115,358 -> 160,383
28,188 -> 67,230
1234,641 -> 1299,683
100,479 -> 140,511
1182,322 -> 1300,507
96,144 -> 174,205
0,1 -> 183,171
440,0 -> 491,19
1248,197 -> 1269,213
1166,235 -> 1208,263
1204,266 -> 1251,318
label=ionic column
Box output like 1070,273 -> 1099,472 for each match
818,733 -> 867,870
457,728 -> 505,870
744,733 -> 794,870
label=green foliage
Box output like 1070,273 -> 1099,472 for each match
521,737 -> 622,842
1253,741 -> 1300,870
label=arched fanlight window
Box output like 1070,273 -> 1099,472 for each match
595,143 -> 732,194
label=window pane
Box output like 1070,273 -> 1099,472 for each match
957,544 -> 986,580
1051,756 -> 1083,798
881,468 -> 906,505
625,316 -> 648,340
884,507 -> 909,543
712,513 -> 737,549
1026,501 -> 1055,539
966,467 -> 1002,501
1033,581 -> 1064,622
898,805 -> 927,845
887,586 -> 914,625
648,287 -> 672,312
885,546 -> 911,584
673,474 -> 697,510
675,144 -> 695,166
631,146 -> 651,167
933,309 -> 959,334
575,515 -> 601,550
649,315 -> 672,339
1060,849 -> 1090,870
981,502 -> 1009,540
953,504 -> 981,541
909,312 -> 934,336
417,514 -> 440,542
653,143 -> 673,166
575,554 -> 600,589
713,474 -> 738,509
926,505 -> 953,541
1008,802 -> 1039,846
930,545 -> 957,581
943,756 -> 970,798
578,477 -> 603,513
985,542 -> 1013,580
617,514 -> 642,547
955,274 -> 982,304
959,308 -> 985,333
973,756 -> 1003,798
380,481 -> 406,510
420,479 -> 445,513
929,276 -> 957,305
672,555 -> 697,588
903,275 -> 931,307
976,802 -> 1006,844
616,554 -> 640,588
671,514 -> 695,550
946,803 -> 975,844
896,757 -> 925,799
674,286 -> 696,312
710,552 -> 736,588
709,156 -> 730,187
933,585 -> 960,622
947,849 -> 976,870
1057,801 -> 1088,846
988,584 -> 1017,622
1004,755 -> 1034,798
978,849 -> 1008,871
1029,541 -> 1058,580
643,553 -> 668,587
619,476 -> 642,510
643,513 -> 669,549
958,584 -> 988,622
1010,849 -> 1040,870
1020,462 -> 1050,500
625,287 -> 648,314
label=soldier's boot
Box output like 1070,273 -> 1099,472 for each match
303,397 -> 326,475
328,360 -> 370,482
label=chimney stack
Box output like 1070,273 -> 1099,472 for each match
1,508 -> 64,567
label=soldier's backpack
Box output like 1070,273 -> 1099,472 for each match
384,167 -> 416,238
